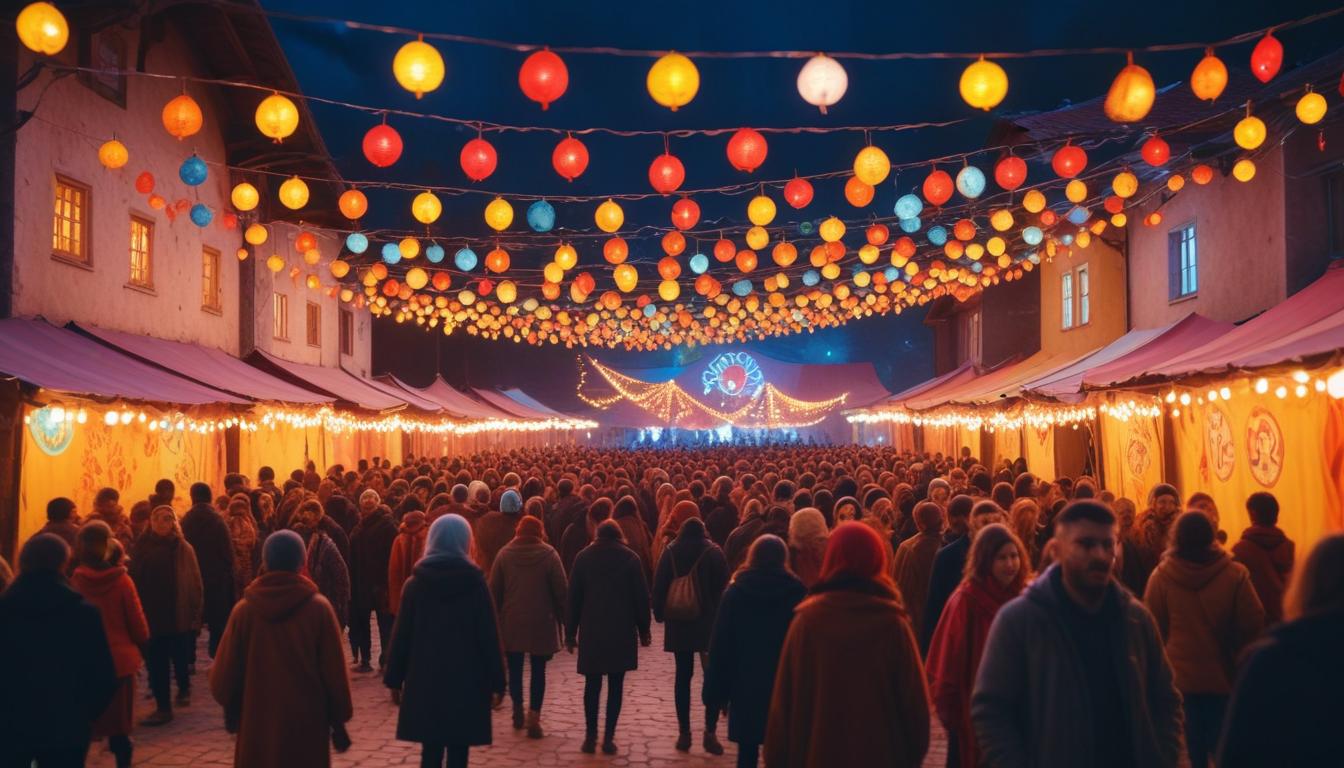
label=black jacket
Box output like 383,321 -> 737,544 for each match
349,510 -> 398,611
566,539 -> 651,676
703,566 -> 806,745
181,503 -> 237,629
383,557 -> 505,746
318,515 -> 351,567
922,534 -> 970,652
0,572 -> 118,757
652,529 -> 729,652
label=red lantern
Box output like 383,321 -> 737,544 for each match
671,197 -> 700,230
866,223 -> 889,245
922,169 -> 954,206
221,212 -> 237,230
1039,209 -> 1058,227
784,176 -> 814,209
477,278 -> 494,296
726,128 -> 768,173
1141,134 -> 1170,166
648,153 -> 685,194
713,238 -> 737,263
134,171 -> 155,194
994,156 -> 1026,190
735,249 -> 758,273
1250,31 -> 1282,83
1051,143 -> 1088,179
603,237 -> 628,264
295,231 -> 317,252
518,49 -> 568,110
552,135 -> 588,182
894,236 -> 916,259
662,230 -> 686,256
575,272 -> 596,294
432,272 -> 452,291
363,123 -> 403,168
657,256 -> 682,280
460,137 -> 498,182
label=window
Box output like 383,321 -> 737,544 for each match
1169,223 -> 1198,300
339,308 -> 354,356
128,216 -> 153,288
52,175 -> 90,263
273,293 -> 289,341
1061,272 -> 1075,329
1077,265 -> 1090,326
306,302 -> 321,347
201,247 -> 221,311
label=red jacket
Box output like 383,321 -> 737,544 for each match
386,512 -> 427,615
1231,525 -> 1294,624
71,565 -> 150,678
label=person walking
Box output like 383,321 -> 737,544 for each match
0,534 -> 118,767
786,508 -> 828,589
384,514 -> 506,768
89,487 -> 136,555
209,531 -> 354,768
922,498 -> 997,651
291,499 -> 351,630
475,488 -> 523,575
893,501 -> 946,642
131,505 -> 204,726
1230,491 -> 1295,624
387,509 -> 428,627
566,519 -> 652,756
765,522 -> 930,768
1144,512 -> 1264,767
1121,483 -> 1182,596
36,496 -> 80,548
612,494 -> 654,584
349,499 -> 398,672
972,501 -> 1185,768
224,495 -> 259,602
925,524 -> 1030,768
180,482 -> 237,658
489,515 -> 567,738
703,535 -> 806,768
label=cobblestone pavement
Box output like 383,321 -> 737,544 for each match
86,623 -> 946,767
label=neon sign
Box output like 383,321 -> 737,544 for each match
701,351 -> 764,399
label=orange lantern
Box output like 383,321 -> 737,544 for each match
657,256 -> 682,281
671,197 -> 700,230
432,272 -> 452,291
295,231 -> 317,252
844,176 -> 875,207
772,241 -> 798,266
338,189 -> 368,220
162,94 -> 203,140
662,230 -> 686,256
713,238 -> 736,263
1104,53 -> 1155,123
866,223 -> 889,245
894,236 -> 916,260
603,237 -> 629,264
485,247 -> 511,273
1191,164 -> 1215,185
1191,49 -> 1228,102
953,219 -> 977,241
735,249 -> 758,273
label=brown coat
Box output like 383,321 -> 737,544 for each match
387,512 -> 428,615
488,536 -> 567,655
766,582 -> 930,768
893,532 -> 943,641
209,571 -> 353,768
473,512 -> 517,575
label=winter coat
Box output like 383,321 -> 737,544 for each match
701,499 -> 738,546
1143,551 -> 1265,695
971,565 -> 1185,768
1231,525 -> 1294,624
547,494 -> 587,548
71,565 -> 150,677
226,508 -> 259,599
723,517 -> 765,573
350,510 -> 398,613
615,513 -> 654,585
489,535 -> 567,655
652,528 -> 729,652
565,539 -> 652,676
925,576 -> 1017,768
209,571 -> 353,768
305,531 -> 350,628
0,571 -> 118,758
1217,610 -> 1344,768
702,567 -> 806,746
384,558 -> 506,746
1123,513 -> 1172,596
130,531 -> 204,636
893,531 -> 943,642
558,520 -> 592,575
473,511 -> 516,575
318,515 -> 351,567
88,510 -> 135,555
764,578 -> 930,768
181,503 -> 237,629
921,534 -> 970,652
35,518 -> 80,548
387,512 -> 428,616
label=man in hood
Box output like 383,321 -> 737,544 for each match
1231,491 -> 1295,624
180,482 -> 236,658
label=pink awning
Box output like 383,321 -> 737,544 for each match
248,351 -> 409,412
0,317 -> 246,405
500,388 -> 568,418
359,376 -> 442,413
389,377 -> 517,421
905,352 -> 1070,410
862,361 -> 977,411
473,388 -> 556,420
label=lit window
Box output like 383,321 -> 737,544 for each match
128,216 -> 153,288
339,308 -> 354,356
1061,272 -> 1074,329
52,175 -> 90,263
306,302 -> 321,347
1169,223 -> 1197,300
273,293 -> 288,340
1077,265 -> 1090,326
201,247 -> 221,311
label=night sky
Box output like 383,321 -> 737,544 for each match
261,0 -> 1344,411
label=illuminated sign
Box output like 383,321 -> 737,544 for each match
701,351 -> 764,399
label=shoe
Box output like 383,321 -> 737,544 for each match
139,710 -> 173,727
601,739 -> 617,755
350,657 -> 364,670
525,709 -> 544,739
675,731 -> 692,752
703,732 -> 724,755
356,661 -> 373,673
580,736 -> 596,754
175,691 -> 191,707
512,702 -> 525,729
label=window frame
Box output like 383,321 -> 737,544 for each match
339,308 -> 354,356
1061,271 -> 1075,330
201,246 -> 222,313
306,301 -> 321,348
126,214 -> 154,290
52,174 -> 92,266
1076,264 -> 1091,328
1168,221 -> 1198,302
273,293 -> 289,341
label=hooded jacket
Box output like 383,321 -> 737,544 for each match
893,531 -> 944,642
71,565 -> 150,677
652,526 -> 729,653
473,511 -> 516,575
180,502 -> 237,630
566,538 -> 652,676
130,531 -> 204,636
387,511 -> 428,615
489,534 -> 567,655
350,508 -> 398,613
1230,525 -> 1294,624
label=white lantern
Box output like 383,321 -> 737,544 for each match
797,54 -> 848,114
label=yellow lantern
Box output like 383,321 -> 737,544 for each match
1234,111 -> 1266,150
1103,53 -> 1156,123
1065,179 -> 1087,203
989,209 -> 1014,231
1110,213 -> 1128,227
543,262 -> 564,283
406,267 -> 429,290
658,279 -> 681,302
236,247 -> 249,261
858,244 -> 880,264
1190,49 -> 1228,102
646,52 -> 699,111
254,92 -> 299,143
458,290 -> 476,306
305,274 -> 321,291
820,262 -> 841,280
595,199 -> 624,233
819,216 -> 846,243
1023,189 -> 1046,213
554,243 -> 578,270
244,223 -> 268,246
614,263 -> 638,292
484,197 -> 514,231
853,145 -> 891,186
231,182 -> 259,211
393,37 -> 445,99
959,57 -> 1008,111
303,248 -> 321,266
97,139 -> 128,169
399,237 -> 420,260
161,94 -> 203,140
330,259 -> 351,279
1296,90 -> 1327,125
496,280 -> 517,304
266,254 -> 285,273
278,176 -> 309,210
1167,174 -> 1185,192
965,242 -> 984,261
986,236 -> 1006,257
1233,158 -> 1256,182
854,271 -> 872,288
16,2 -> 68,55
1076,230 -> 1092,248
747,195 -> 777,226
412,191 -> 442,224
746,226 -> 769,250
1112,170 -> 1139,198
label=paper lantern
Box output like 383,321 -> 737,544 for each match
399,237 -> 420,260
345,232 -> 369,254
179,154 -> 207,186
1065,179 -> 1087,203
295,231 -> 318,253
266,254 -> 285,273
694,273 -> 716,295
485,247 -> 511,273
658,280 -> 681,302
714,238 -> 737,263
922,169 -> 954,206
844,176 -> 874,207
1141,134 -> 1170,166
363,123 -> 403,167
671,197 -> 700,230
894,193 -> 923,220
797,54 -> 847,114
1051,144 -> 1087,178
744,226 -> 768,250
595,199 -> 624,233
956,166 -> 986,198
858,244 -> 880,265
960,57 -> 1008,110
648,153 -> 685,194
989,209 -> 1014,231
278,176 -> 309,210
98,139 -> 128,169
1191,49 -> 1228,102
1233,158 -> 1256,182
553,243 -> 577,270
230,182 -> 259,212
484,197 -> 514,231
657,230 -> 684,256
255,92 -> 299,142
454,247 -> 478,271
853,145 -> 891,185
1250,31 -> 1282,83
1103,54 -> 1155,123
1191,164 -> 1214,185
16,2 -> 68,55
237,248 -> 250,262
460,137 -> 498,182
494,280 -> 517,304
953,219 -> 976,241
1112,171 -> 1139,198
994,155 -> 1027,190
552,135 -> 588,181
726,128 -> 768,172
134,171 -> 155,194
614,263 -> 639,292
735,249 -> 758,273
543,261 -> 565,284
405,267 -> 429,290
603,237 -> 629,264
393,38 -> 445,98
244,224 -> 268,246
819,216 -> 846,243
1296,90 -> 1327,125
412,191 -> 442,224
772,242 -> 798,267
784,176 -> 814,209
866,223 -> 890,246
518,49 -> 568,109
657,256 -> 682,281
338,188 -> 368,220
1167,174 -> 1185,192
690,252 -> 710,273
524,200 -> 555,233
432,271 -> 451,291
647,52 -> 699,111
1023,189 -> 1046,213
1234,112 -> 1266,150
162,94 -> 203,140
189,204 -> 212,227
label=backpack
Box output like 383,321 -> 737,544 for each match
664,546 -> 708,622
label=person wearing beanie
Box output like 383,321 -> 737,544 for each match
766,522 -> 930,768
928,478 -> 952,508
349,496 -> 399,673
36,496 -> 80,548
210,530 -> 354,768
384,515 -> 506,768
1122,483 -> 1183,596
473,490 -> 521,576
489,513 -> 568,738
893,501 -> 947,642
566,519 -> 652,755
130,506 -> 203,726
0,534 -> 118,767
704,535 -> 806,768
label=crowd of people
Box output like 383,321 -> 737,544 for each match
1,444 -> 1342,767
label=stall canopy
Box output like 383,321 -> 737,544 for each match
246,351 -> 409,412
73,323 -> 334,405
861,361 -> 977,411
387,376 -> 517,421
500,388 -> 569,418
0,317 -> 246,405
359,376 -> 443,414
473,388 -> 559,420
903,352 -> 1073,410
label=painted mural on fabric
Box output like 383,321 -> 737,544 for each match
1246,406 -> 1285,488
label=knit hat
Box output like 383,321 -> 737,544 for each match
263,530 -> 306,573
424,514 -> 473,562
928,478 -> 952,494
746,534 -> 789,570
359,489 -> 381,506
467,480 -> 489,504
789,508 -> 829,545
819,522 -> 891,585
515,515 -> 545,539
1150,483 -> 1180,503
500,489 -> 523,515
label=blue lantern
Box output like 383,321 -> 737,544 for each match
1061,233 -> 1075,246
526,200 -> 555,233
894,193 -> 923,220
642,303 -> 657,318
179,154 -> 208,186
802,269 -> 820,287
188,203 -> 212,227
425,243 -> 445,263
883,266 -> 899,281
731,279 -> 752,297
454,247 -> 478,271
1027,251 -> 1041,264
345,232 -> 369,254
1022,225 -> 1043,246
1066,206 -> 1091,225
955,166 -> 986,199
971,261 -> 984,273
798,220 -> 815,236
381,242 -> 402,264
689,253 -> 709,274
898,217 -> 921,233
927,225 -> 949,246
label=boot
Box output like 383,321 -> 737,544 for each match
703,729 -> 725,755
675,729 -> 692,752
139,709 -> 173,727
602,734 -> 618,755
580,734 -> 597,754
525,709 -> 544,739
175,690 -> 191,707
512,701 -> 525,729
